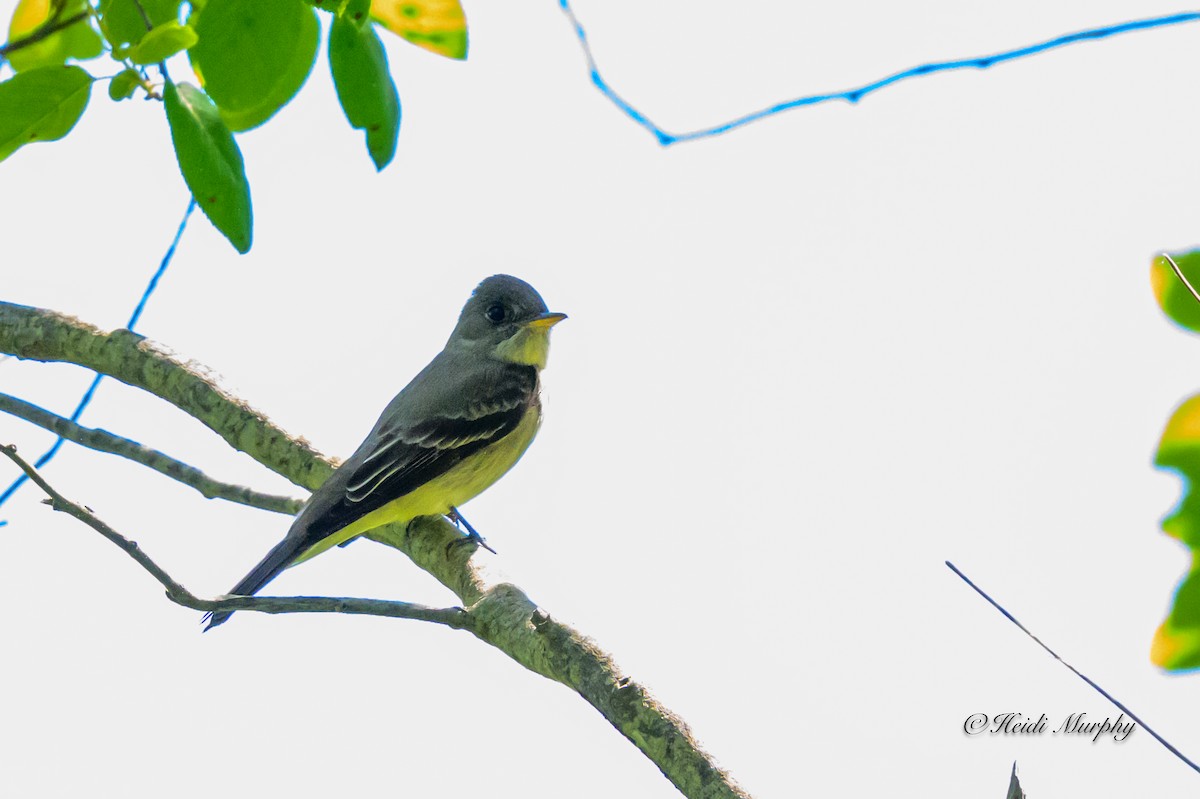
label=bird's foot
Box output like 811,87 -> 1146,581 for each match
445,506 -> 497,555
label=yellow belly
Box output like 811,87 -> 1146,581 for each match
294,406 -> 541,563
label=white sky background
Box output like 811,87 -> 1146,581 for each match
3,0 -> 1200,795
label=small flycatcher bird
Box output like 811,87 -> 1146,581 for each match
204,275 -> 565,630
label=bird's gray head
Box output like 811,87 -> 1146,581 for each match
448,275 -> 566,369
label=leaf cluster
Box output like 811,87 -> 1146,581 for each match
0,0 -> 468,252
1150,252 -> 1200,671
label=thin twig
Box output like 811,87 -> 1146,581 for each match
0,443 -> 470,629
0,10 -> 88,60
0,392 -> 304,515
946,560 -> 1200,774
1161,253 -> 1200,307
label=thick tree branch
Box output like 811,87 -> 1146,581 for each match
0,392 -> 304,515
0,444 -> 469,628
0,302 -> 751,799
0,302 -> 332,491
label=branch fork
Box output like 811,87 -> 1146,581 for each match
0,301 -> 749,799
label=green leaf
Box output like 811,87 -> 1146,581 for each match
188,0 -> 319,132
1152,253 -> 1200,334
108,67 -> 141,100
0,65 -> 92,163
1150,253 -> 1200,672
342,0 -> 371,26
329,16 -> 400,170
129,20 -> 197,64
7,0 -> 104,72
371,0 -> 467,60
98,0 -> 182,48
1153,393 -> 1200,671
1153,559 -> 1200,671
164,82 -> 253,253
301,0 -> 346,12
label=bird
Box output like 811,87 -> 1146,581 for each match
204,274 -> 565,630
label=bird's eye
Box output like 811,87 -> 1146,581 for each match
485,303 -> 507,323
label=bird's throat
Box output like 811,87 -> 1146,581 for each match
494,327 -> 551,369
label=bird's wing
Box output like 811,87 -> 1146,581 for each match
203,366 -> 537,631
302,364 -> 538,540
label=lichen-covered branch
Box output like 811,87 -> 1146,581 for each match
0,391 -> 304,515
0,301 -> 751,799
372,520 -> 747,799
0,302 -> 331,491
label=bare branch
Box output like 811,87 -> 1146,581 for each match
0,392 -> 304,515
0,302 -> 751,799
0,444 -> 470,629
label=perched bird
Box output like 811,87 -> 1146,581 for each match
204,275 -> 565,630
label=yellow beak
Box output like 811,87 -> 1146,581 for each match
522,312 -> 568,331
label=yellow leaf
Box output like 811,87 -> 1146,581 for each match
1151,621 -> 1190,669
1160,395 -> 1200,449
1152,252 -> 1200,334
6,0 -> 102,72
371,0 -> 467,60
8,0 -> 49,38
1152,584 -> 1200,672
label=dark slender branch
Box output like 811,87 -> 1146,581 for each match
0,391 -> 304,515
946,561 -> 1200,774
0,10 -> 89,60
0,443 -> 470,629
128,0 -> 153,31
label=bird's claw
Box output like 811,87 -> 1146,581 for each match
445,506 -> 497,555
444,528 -> 497,556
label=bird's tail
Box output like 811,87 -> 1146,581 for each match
203,536 -> 304,631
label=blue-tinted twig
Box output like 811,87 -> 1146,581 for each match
558,4 -> 1200,146
0,199 -> 196,511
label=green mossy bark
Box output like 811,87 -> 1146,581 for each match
0,302 -> 326,489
